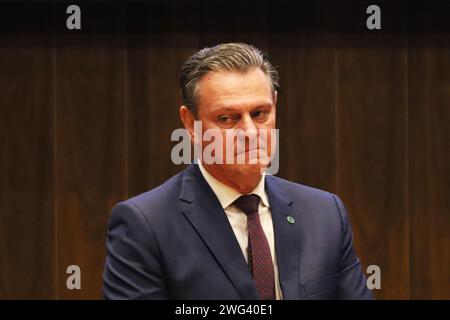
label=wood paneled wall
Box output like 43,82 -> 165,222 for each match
0,2 -> 448,299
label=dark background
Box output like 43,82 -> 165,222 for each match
0,1 -> 449,299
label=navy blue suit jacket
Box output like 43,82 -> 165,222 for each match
103,164 -> 373,300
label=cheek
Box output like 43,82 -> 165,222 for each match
200,126 -> 228,153
258,112 -> 276,130
268,112 -> 276,127
258,125 -> 276,156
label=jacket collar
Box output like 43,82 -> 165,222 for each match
179,164 -> 301,299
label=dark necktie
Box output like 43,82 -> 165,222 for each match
233,194 -> 275,300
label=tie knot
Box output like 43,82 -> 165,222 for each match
233,194 -> 260,215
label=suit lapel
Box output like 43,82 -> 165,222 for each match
265,176 -> 301,299
180,164 -> 259,300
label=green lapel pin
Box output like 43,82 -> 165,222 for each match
286,216 -> 295,224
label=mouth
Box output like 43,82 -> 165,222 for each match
236,148 -> 262,155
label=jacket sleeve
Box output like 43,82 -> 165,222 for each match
332,194 -> 374,300
102,201 -> 168,299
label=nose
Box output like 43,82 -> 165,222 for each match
238,112 -> 257,131
235,113 -> 258,152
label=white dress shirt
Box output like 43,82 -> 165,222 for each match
197,161 -> 283,300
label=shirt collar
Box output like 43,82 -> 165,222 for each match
197,161 -> 270,210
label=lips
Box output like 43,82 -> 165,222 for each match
236,148 -> 262,155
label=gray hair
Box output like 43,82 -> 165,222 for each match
179,43 -> 279,114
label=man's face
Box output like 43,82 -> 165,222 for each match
195,67 -> 277,177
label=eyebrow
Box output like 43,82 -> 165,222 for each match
213,103 -> 272,113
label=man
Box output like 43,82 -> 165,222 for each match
103,43 -> 373,300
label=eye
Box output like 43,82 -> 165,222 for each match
218,114 -> 237,124
252,110 -> 268,121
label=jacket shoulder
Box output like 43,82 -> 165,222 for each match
266,175 -> 348,233
266,174 -> 336,201
117,169 -> 185,218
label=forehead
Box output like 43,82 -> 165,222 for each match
196,68 -> 273,112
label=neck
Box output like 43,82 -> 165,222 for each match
202,164 -> 263,194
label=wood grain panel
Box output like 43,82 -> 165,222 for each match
269,35 -> 337,192
127,34 -> 200,196
337,36 -> 409,299
54,35 -> 126,299
0,35 -> 55,299
409,36 -> 450,299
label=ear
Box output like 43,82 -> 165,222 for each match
179,105 -> 196,143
